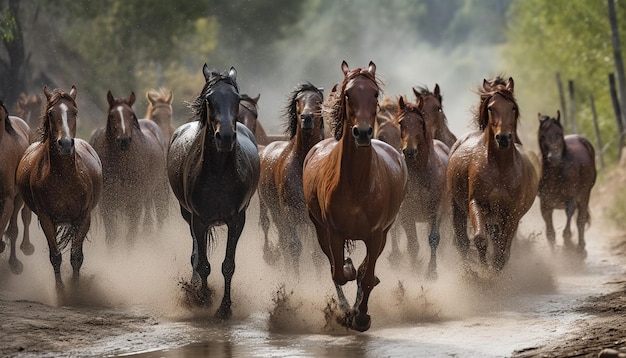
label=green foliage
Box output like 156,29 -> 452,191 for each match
0,9 -> 16,42
503,0 -> 623,163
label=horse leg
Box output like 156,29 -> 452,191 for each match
40,215 -> 64,289
5,198 -> 23,274
400,214 -> 419,270
576,200 -> 590,257
469,199 -> 488,267
278,220 -> 302,277
102,204 -> 118,247
353,230 -> 386,332
153,178 -> 170,231
216,211 -> 246,320
386,220 -> 402,268
70,216 -> 91,285
259,197 -> 279,266
562,200 -> 576,250
452,200 -> 470,260
126,201 -> 142,245
190,214 -> 211,301
492,223 -> 517,272
311,219 -> 350,311
19,203 -> 34,255
0,197 -> 12,254
540,200 -> 556,249
426,215 -> 441,280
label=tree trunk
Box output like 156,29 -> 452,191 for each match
589,94 -> 604,171
609,0 -> 626,129
609,73 -> 624,159
2,0 -> 27,109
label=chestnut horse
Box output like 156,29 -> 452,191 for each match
167,65 -> 260,319
447,77 -> 539,271
0,101 -> 33,273
537,110 -> 596,255
387,96 -> 449,278
303,61 -> 407,331
145,87 -> 176,146
90,91 -> 169,246
258,82 -> 325,274
412,84 -> 457,148
16,86 -> 102,288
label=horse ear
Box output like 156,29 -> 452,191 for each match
434,83 -> 442,103
70,85 -> 77,100
129,92 -> 136,106
412,87 -> 420,101
507,77 -> 515,92
43,85 -> 51,101
202,63 -> 211,82
107,90 -> 114,105
398,96 -> 406,110
228,67 -> 237,81
341,61 -> 350,75
147,90 -> 157,104
482,79 -> 488,90
166,90 -> 173,104
537,113 -> 543,122
415,95 -> 424,109
368,61 -> 376,75
556,110 -> 561,122
251,93 -> 260,104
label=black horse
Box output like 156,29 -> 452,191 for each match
167,64 -> 260,319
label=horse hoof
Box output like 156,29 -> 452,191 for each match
9,259 -> 23,274
352,313 -> 371,332
215,305 -> 232,320
20,242 -> 35,256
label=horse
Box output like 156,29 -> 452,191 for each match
0,100 -> 33,274
167,64 -> 260,319
412,84 -> 457,148
373,96 -> 402,152
258,82 -> 325,274
537,110 -> 596,256
89,91 -> 169,246
16,86 -> 102,288
145,87 -> 176,146
446,77 -> 539,271
237,93 -> 288,149
386,96 -> 449,278
303,61 -> 408,331
13,92 -> 43,133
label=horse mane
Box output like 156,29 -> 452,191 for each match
538,114 -> 561,131
189,68 -> 239,126
413,85 -> 443,105
38,89 -> 77,142
0,100 -> 16,135
283,82 -> 323,138
326,67 -> 382,140
475,76 -> 519,131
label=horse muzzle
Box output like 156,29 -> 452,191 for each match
352,125 -> 373,147
301,113 -> 314,130
402,147 -> 418,159
116,136 -> 132,151
495,132 -> 512,149
57,137 -> 75,156
215,130 -> 236,152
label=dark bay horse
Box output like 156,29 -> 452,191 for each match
258,82 -> 325,274
413,84 -> 457,148
387,96 -> 449,278
0,101 -> 33,273
145,87 -> 176,146
447,77 -> 539,271
16,86 -> 102,288
90,91 -> 169,245
303,61 -> 408,331
167,65 -> 260,319
537,110 -> 596,255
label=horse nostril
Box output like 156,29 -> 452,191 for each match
367,127 -> 373,138
352,126 -> 359,138
215,131 -> 222,141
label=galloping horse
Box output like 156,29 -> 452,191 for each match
447,77 -> 539,271
167,65 -> 260,319
258,83 -> 325,273
537,111 -> 596,255
16,86 -> 102,288
374,96 -> 402,152
388,96 -> 449,278
0,101 -> 33,273
413,84 -> 457,148
145,87 -> 176,146
90,91 -> 169,245
303,61 -> 407,331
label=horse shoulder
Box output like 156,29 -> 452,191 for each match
139,118 -> 167,150
373,139 -> 408,194
8,116 -> 31,147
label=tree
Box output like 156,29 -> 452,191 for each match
0,0 -> 27,108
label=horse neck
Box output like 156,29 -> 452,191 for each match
45,140 -> 76,172
199,123 -> 236,168
293,126 -> 322,159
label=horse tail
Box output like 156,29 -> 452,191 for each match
55,224 -> 76,251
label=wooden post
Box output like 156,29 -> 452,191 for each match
589,94 -> 605,171
568,80 -> 578,133
609,73 -> 624,159
556,72 -> 569,128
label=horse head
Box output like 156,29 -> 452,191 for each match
15,93 -> 42,126
397,96 -> 429,159
286,83 -> 324,139
106,91 -> 138,151
340,60 -> 379,147
538,110 -> 565,165
477,77 -> 518,150
43,85 -> 78,156
146,88 -> 173,128
238,93 -> 259,134
413,84 -> 444,134
200,64 -> 240,152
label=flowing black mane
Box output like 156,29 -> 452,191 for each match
189,68 -> 239,126
283,82 -> 323,138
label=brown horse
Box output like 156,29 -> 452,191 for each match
537,110 -> 596,255
386,96 -> 449,278
14,92 -> 43,133
258,82 -> 325,274
90,91 -> 169,246
0,101 -> 33,273
413,84 -> 457,148
447,77 -> 539,271
145,87 -> 176,146
167,65 -> 260,319
374,96 -> 402,152
16,86 -> 102,288
303,61 -> 407,331
237,93 -> 288,149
